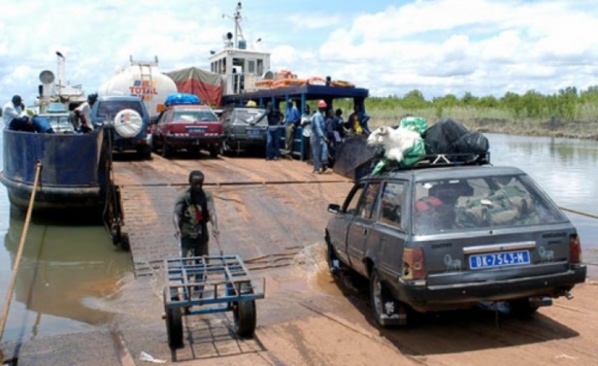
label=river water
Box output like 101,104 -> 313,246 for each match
0,133 -> 597,344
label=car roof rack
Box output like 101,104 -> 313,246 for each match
380,152 -> 491,173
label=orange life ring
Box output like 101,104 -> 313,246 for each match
272,79 -> 292,88
255,80 -> 274,89
288,79 -> 306,86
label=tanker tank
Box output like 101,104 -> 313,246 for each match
98,57 -> 177,118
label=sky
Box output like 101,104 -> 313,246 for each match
1,0 -> 598,107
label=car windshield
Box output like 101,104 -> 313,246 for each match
412,174 -> 565,235
232,109 -> 267,125
96,101 -> 143,120
173,110 -> 217,122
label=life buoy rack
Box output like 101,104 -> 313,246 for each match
331,80 -> 355,88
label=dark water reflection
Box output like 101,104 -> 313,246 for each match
0,133 -> 597,344
0,209 -> 132,343
487,134 -> 598,252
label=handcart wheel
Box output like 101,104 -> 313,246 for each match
163,288 -> 184,349
233,281 -> 256,337
233,299 -> 256,337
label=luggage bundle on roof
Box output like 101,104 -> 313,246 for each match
424,118 -> 489,159
164,93 -> 200,107
333,117 -> 491,180
368,117 -> 491,176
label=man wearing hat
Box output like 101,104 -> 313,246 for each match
2,95 -> 34,132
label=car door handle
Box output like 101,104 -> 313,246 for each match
362,228 -> 368,235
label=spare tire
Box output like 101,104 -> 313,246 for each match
113,109 -> 143,138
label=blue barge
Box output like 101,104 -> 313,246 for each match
0,128 -> 107,213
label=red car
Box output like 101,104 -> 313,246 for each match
151,104 -> 223,158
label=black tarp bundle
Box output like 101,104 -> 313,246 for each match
424,118 -> 489,156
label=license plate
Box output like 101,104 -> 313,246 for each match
247,129 -> 262,137
469,250 -> 530,269
188,128 -> 206,134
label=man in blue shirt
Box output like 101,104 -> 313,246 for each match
310,100 -> 329,173
284,100 -> 300,158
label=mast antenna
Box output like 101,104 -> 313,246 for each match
222,2 -> 245,48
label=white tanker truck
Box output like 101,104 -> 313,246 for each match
98,56 -> 177,118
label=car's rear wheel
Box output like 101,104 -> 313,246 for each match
209,144 -> 219,158
137,145 -> 152,160
162,142 -> 171,158
370,268 -> 406,327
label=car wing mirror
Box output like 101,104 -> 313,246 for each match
328,203 -> 341,213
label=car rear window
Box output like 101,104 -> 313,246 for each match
232,109 -> 267,125
412,174 -> 565,234
173,110 -> 218,122
96,101 -> 144,119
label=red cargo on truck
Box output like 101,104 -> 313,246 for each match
165,67 -> 224,108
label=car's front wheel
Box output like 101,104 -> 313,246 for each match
326,238 -> 342,275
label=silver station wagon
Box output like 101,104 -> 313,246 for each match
325,157 -> 587,327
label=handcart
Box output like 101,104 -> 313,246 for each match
163,255 -> 266,350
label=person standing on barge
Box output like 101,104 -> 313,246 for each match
284,100 -> 300,158
265,101 -> 283,160
310,100 -> 329,173
174,170 -> 219,257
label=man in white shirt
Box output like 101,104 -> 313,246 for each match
73,93 -> 97,132
2,95 -> 33,131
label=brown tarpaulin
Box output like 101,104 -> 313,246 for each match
165,67 -> 224,107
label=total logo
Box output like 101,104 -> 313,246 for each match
129,80 -> 157,101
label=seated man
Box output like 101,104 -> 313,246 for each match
3,95 -> 34,132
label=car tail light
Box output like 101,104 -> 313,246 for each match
402,247 -> 425,280
569,234 -> 582,263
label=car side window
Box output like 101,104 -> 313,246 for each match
158,111 -> 168,125
379,181 -> 406,228
344,184 -> 365,215
358,182 -> 381,219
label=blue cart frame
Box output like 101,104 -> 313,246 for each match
163,255 -> 266,350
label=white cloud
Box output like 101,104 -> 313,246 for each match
2,0 -> 598,107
